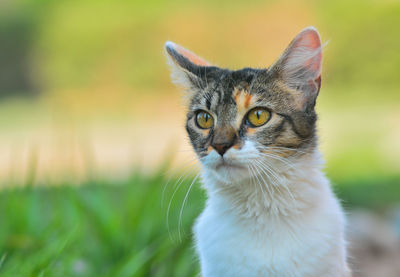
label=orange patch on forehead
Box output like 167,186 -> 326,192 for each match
233,88 -> 241,103
244,94 -> 252,108
232,86 -> 258,128
233,87 -> 252,110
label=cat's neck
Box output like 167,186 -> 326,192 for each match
202,150 -> 332,223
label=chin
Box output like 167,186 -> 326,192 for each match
214,165 -> 251,184
202,157 -> 251,184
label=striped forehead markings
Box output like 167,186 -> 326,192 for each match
205,92 -> 212,109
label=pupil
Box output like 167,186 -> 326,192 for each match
256,111 -> 261,120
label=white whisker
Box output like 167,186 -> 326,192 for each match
178,173 -> 201,242
166,163 -> 200,241
254,159 -> 297,207
162,158 -> 198,208
258,152 -> 296,170
249,163 -> 270,203
258,145 -> 308,155
252,160 -> 287,203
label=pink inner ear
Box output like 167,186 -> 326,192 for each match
292,28 -> 322,74
298,30 -> 321,49
174,44 -> 210,66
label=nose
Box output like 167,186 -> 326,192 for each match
211,126 -> 237,157
211,142 -> 234,157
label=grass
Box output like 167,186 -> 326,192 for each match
333,176 -> 400,211
0,163 -> 399,276
0,167 -> 206,277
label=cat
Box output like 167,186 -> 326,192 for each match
165,27 -> 351,277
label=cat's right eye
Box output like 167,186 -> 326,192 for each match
195,111 -> 214,129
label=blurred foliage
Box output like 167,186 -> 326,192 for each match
317,0 -> 400,90
335,176 -> 400,211
0,170 -> 205,277
1,0 -> 400,94
0,170 -> 398,277
0,3 -> 37,97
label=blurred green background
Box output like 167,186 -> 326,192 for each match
0,0 -> 399,276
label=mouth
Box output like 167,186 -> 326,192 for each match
215,159 -> 245,170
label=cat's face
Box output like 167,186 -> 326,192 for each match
166,27 -> 322,183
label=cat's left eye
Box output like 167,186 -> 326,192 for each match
246,108 -> 270,127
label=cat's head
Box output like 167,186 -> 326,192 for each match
165,27 -> 323,183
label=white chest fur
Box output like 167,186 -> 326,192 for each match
194,155 -> 351,277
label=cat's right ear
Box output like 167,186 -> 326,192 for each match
165,41 -> 211,90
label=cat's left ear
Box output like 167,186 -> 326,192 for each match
165,41 -> 212,90
271,27 -> 323,108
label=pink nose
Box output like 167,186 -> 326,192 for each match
211,142 -> 232,156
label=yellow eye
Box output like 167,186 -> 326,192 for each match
196,111 -> 214,129
246,108 -> 270,127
